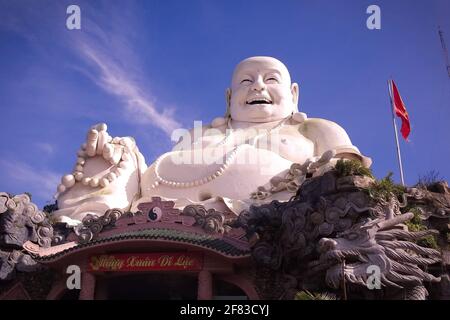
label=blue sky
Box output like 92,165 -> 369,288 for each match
0,0 -> 449,208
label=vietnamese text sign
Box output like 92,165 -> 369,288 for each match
88,252 -> 203,272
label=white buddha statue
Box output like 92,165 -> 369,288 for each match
52,56 -> 371,225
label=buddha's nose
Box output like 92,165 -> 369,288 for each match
251,77 -> 266,91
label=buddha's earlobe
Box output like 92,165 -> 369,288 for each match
225,88 -> 232,118
291,83 -> 299,107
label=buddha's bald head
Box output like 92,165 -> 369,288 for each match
227,56 -> 299,122
232,56 -> 292,85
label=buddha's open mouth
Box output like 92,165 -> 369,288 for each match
246,98 -> 273,105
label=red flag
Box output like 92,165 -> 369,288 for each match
390,80 -> 411,140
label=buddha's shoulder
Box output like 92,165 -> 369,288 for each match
201,117 -> 227,134
294,116 -> 353,149
296,116 -> 372,166
297,117 -> 350,138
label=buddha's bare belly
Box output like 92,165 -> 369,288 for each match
141,144 -> 293,202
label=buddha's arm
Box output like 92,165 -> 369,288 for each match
298,118 -> 372,168
52,123 -> 147,225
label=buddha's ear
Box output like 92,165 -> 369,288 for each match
291,83 -> 299,107
225,88 -> 232,117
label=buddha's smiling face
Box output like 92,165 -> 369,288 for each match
228,57 -> 299,122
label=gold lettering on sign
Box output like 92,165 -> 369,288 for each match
126,256 -> 157,268
89,253 -> 202,271
174,255 -> 195,268
90,255 -> 124,271
157,255 -> 174,267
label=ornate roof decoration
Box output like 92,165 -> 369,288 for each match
72,197 -> 244,244
31,228 -> 250,262
0,193 -> 47,280
0,192 -> 53,248
23,197 -> 250,262
74,208 -> 124,244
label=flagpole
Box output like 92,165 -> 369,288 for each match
388,79 -> 405,186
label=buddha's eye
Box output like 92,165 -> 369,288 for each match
240,79 -> 252,84
265,77 -> 279,83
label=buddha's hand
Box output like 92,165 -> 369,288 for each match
84,123 -> 136,162
56,123 -> 138,194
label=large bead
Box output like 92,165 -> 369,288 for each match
73,171 -> 84,181
89,178 -> 99,188
100,178 -> 110,188
76,157 -> 85,165
107,172 -> 117,182
61,174 -> 75,188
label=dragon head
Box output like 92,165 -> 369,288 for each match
314,212 -> 442,299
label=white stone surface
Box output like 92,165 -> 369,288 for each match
53,56 -> 371,223
52,124 -> 147,224
137,57 -> 371,213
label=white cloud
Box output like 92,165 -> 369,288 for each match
0,2 -> 182,137
0,160 -> 60,203
77,44 -> 180,135
35,142 -> 54,155
70,7 -> 182,136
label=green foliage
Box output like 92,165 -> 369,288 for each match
335,159 -> 374,178
405,220 -> 426,233
368,172 -> 406,201
295,290 -> 337,300
417,235 -> 438,249
405,208 -> 438,249
404,209 -> 424,232
404,222 -> 425,232
408,207 -> 423,225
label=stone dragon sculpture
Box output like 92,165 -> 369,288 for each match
241,171 -> 444,300
406,182 -> 450,225
312,212 -> 441,300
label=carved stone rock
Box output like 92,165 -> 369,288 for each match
244,173 -> 445,300
0,193 -> 49,280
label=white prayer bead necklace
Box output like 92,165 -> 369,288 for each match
152,115 -> 292,189
151,147 -> 238,189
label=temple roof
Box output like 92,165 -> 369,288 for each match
32,227 -> 250,262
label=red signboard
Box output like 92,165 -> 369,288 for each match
88,252 -> 203,272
